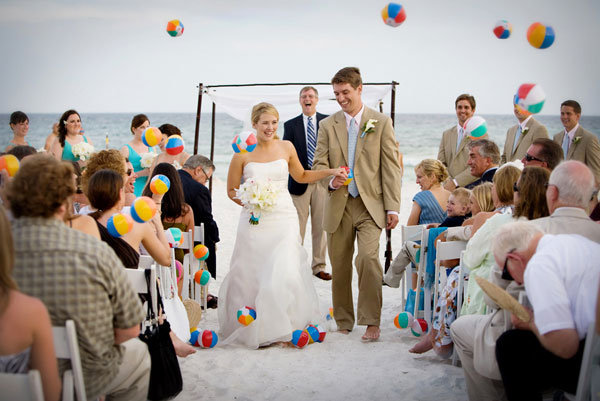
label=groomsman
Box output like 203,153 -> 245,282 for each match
283,87 -> 331,280
553,100 -> 600,184
439,94 -> 479,190
501,102 -> 548,164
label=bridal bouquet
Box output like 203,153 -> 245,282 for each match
235,179 -> 280,225
140,151 -> 158,168
71,142 -> 95,161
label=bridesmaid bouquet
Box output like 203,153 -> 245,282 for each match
71,142 -> 95,161
235,179 -> 280,225
140,151 -> 158,168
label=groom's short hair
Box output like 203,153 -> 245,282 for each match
331,67 -> 362,89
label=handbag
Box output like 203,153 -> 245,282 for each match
138,268 -> 183,400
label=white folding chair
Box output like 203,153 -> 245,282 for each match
433,239 -> 467,320
455,250 -> 469,319
52,320 -> 87,401
193,224 -> 204,244
137,255 -> 154,270
413,228 -> 430,321
175,229 -> 209,310
0,370 -> 44,401
399,225 -> 425,311
125,266 -> 158,322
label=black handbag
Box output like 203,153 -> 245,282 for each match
138,269 -> 183,400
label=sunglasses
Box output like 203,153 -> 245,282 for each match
126,168 -> 133,176
513,182 -> 519,192
524,153 -> 545,163
501,248 -> 516,281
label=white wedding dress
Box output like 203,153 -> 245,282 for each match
218,159 -> 322,348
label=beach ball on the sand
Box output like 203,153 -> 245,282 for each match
189,330 -> 200,345
194,269 -> 210,285
237,306 -> 257,326
410,318 -> 428,337
165,135 -> 184,156
232,131 -> 258,153
142,127 -> 162,147
0,154 -> 19,177
107,213 -> 133,237
493,20 -> 512,39
291,329 -> 309,348
514,83 -> 545,115
316,325 -> 327,342
198,330 -> 218,348
394,311 -> 414,329
305,325 -> 320,344
150,174 -> 170,195
326,307 -> 334,321
381,3 -> 406,27
131,196 -> 157,223
527,22 -> 555,49
175,260 -> 183,282
166,19 -> 184,37
165,227 -> 183,247
342,166 -> 354,185
193,244 -> 209,261
463,116 -> 488,139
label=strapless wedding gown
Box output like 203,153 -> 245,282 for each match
218,159 -> 322,348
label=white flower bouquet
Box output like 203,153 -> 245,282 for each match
235,179 -> 280,225
71,142 -> 95,161
140,151 -> 158,168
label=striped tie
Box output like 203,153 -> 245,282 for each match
306,116 -> 316,168
347,118 -> 359,197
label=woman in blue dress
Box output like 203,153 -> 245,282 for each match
120,114 -> 152,196
50,109 -> 93,162
406,159 -> 451,225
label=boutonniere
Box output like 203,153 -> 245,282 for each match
360,119 -> 378,138
573,136 -> 582,144
521,128 -> 529,136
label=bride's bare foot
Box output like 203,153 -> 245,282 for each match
170,331 -> 197,357
275,341 -> 294,348
361,325 -> 380,342
409,331 -> 434,354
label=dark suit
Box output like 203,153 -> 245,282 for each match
465,167 -> 498,190
179,169 -> 219,278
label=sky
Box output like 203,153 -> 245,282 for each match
1,0 -> 599,116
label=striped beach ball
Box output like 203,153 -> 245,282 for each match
0,154 -> 19,177
142,127 -> 162,147
165,227 -> 183,247
165,135 -> 184,155
381,3 -> 406,27
410,318 -> 428,337
316,325 -> 327,343
194,269 -> 210,285
166,19 -> 184,37
493,20 -> 512,39
291,329 -> 309,348
237,306 -> 257,326
232,131 -> 258,153
305,325 -> 320,344
527,22 -> 555,49
394,311 -> 414,329
107,213 -> 133,237
130,196 -> 157,223
199,330 -> 218,348
463,116 -> 488,139
150,174 -> 170,195
193,244 -> 209,261
189,329 -> 200,345
514,83 -> 546,115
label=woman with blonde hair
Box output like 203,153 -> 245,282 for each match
407,159 -> 451,225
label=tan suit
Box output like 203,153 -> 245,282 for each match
437,126 -> 478,187
313,106 -> 401,330
553,126 -> 600,183
501,117 -> 548,164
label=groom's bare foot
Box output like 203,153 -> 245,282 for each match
361,325 -> 380,342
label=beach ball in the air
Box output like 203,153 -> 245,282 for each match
463,116 -> 488,139
107,213 -> 133,237
193,244 -> 209,261
194,269 -> 210,285
130,196 -> 157,223
493,20 -> 512,39
381,3 -> 406,27
527,22 -> 555,49
198,330 -> 218,348
411,318 -> 428,337
514,83 -> 546,115
165,135 -> 184,155
150,174 -> 170,195
394,311 -> 414,329
232,131 -> 258,153
165,227 -> 183,247
142,127 -> 162,147
0,154 -> 19,177
166,19 -> 184,37
237,306 -> 257,326
291,329 -> 309,348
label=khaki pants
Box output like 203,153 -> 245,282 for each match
328,196 -> 382,330
104,338 -> 151,401
291,183 -> 328,274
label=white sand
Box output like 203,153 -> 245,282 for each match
175,178 -> 467,400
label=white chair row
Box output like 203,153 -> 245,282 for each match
176,225 -> 209,311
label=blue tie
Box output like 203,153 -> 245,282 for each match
512,126 -> 522,154
456,127 -> 464,153
347,118 -> 359,198
306,116 -> 316,168
562,132 -> 570,158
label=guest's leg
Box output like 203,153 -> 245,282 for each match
103,338 -> 151,401
384,241 -> 417,287
291,190 -> 310,244
309,183 -> 328,274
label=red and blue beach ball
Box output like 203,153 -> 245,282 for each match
291,329 -> 309,348
493,20 -> 512,39
381,3 -> 406,27
165,135 -> 184,155
232,131 -> 258,153
199,330 -> 218,348
527,22 -> 555,49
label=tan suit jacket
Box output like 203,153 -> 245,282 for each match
533,207 -> 600,243
501,117 -> 548,164
313,107 -> 402,232
553,126 -> 600,183
437,126 -> 477,187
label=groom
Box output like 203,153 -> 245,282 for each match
313,67 -> 402,341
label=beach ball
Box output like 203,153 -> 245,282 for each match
231,131 -> 258,153
410,318 -> 428,337
237,306 -> 257,326
165,227 -> 183,248
316,325 -> 327,343
175,260 -> 183,282
326,307 -> 334,321
0,154 -> 19,177
150,174 -> 170,195
493,20 -> 512,39
381,3 -> 406,27
142,127 -> 162,147
342,166 -> 354,186
463,116 -> 488,139
198,330 -> 218,348
106,213 -> 134,238
514,83 -> 546,115
130,196 -> 157,223
394,311 -> 414,329
194,269 -> 210,285
166,19 -> 184,37
305,325 -> 320,344
189,329 -> 200,346
291,329 -> 309,348
193,244 -> 209,261
527,22 -> 555,49
165,135 -> 184,156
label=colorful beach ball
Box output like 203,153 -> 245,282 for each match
527,22 -> 555,49
394,311 -> 414,329
193,244 -> 209,261
342,166 -> 354,186
106,213 -> 133,238
198,330 -> 218,348
194,269 -> 210,285
0,154 -> 19,177
237,306 -> 257,326
166,19 -> 184,37
165,227 -> 183,247
130,196 -> 157,223
316,325 -> 327,343
150,174 -> 170,195
514,83 -> 546,115
463,116 -> 488,139
305,325 -> 320,344
142,127 -> 162,147
189,329 -> 200,346
381,3 -> 406,27
291,329 -> 309,348
493,20 -> 512,39
165,135 -> 184,156
231,131 -> 258,153
410,318 -> 428,337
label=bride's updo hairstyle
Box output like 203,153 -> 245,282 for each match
251,102 -> 280,140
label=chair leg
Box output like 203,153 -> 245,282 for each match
62,370 -> 74,401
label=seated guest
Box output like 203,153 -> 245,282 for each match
465,139 -> 500,190
7,145 -> 36,161
5,111 -> 30,151
0,206 -> 61,401
7,154 -> 150,401
442,183 -> 494,242
521,138 -> 563,171
427,187 -> 472,228
493,222 -> 600,400
150,124 -> 190,172
406,159 -> 451,225
79,149 -> 130,214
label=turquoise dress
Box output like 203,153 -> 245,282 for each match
126,144 -> 148,196
413,190 -> 447,225
62,136 -> 89,162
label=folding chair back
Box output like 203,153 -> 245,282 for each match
125,266 -> 157,322
179,227 -> 209,309
193,224 -> 204,244
137,255 -> 154,270
433,239 -> 467,317
0,370 -> 44,401
52,320 -> 87,401
413,228 -> 430,321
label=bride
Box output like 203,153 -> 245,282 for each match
219,102 -> 346,348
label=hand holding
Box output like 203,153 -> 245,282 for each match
443,179 -> 457,191
510,306 -> 534,331
386,213 -> 399,229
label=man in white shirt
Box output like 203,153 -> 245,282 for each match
501,102 -> 548,164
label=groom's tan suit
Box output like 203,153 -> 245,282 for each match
313,106 -> 402,330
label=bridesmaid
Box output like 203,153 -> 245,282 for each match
50,109 -> 93,162
120,114 -> 152,196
